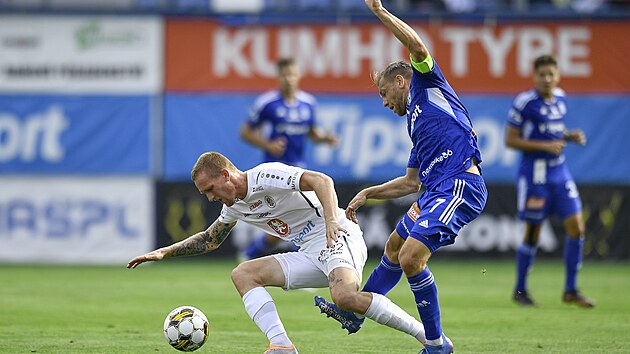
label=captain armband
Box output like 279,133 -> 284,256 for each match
410,53 -> 434,74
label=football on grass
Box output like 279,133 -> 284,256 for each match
163,306 -> 209,352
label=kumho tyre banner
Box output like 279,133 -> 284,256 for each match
165,20 -> 630,94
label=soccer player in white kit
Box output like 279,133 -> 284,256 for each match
128,152 -> 427,354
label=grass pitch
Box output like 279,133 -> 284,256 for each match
1,258 -> 628,353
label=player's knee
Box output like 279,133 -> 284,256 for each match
399,252 -> 427,275
330,290 -> 360,312
564,214 -> 585,238
230,263 -> 254,289
566,223 -> 585,238
383,232 -> 403,262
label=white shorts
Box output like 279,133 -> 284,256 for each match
272,218 -> 367,290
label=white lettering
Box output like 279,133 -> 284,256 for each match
517,28 -> 554,76
211,25 -> 593,80
557,27 -> 591,77
479,27 -> 516,77
0,106 -> 68,163
213,28 -> 253,77
442,28 -> 476,77
295,28 -> 343,77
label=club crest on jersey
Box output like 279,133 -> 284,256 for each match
264,195 -> 276,208
407,202 -> 421,222
267,218 -> 289,235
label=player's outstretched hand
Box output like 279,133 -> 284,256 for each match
325,220 -> 347,248
365,0 -> 384,12
127,250 -> 165,269
346,192 -> 367,224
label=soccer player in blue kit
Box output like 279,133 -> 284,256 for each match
506,54 -> 595,308
240,57 -> 338,260
314,0 -> 487,353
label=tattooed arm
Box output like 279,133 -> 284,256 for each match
126,219 -> 236,269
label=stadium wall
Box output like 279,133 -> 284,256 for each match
1,15 -> 629,263
0,16 -> 162,264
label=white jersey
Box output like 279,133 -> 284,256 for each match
219,162 -> 339,246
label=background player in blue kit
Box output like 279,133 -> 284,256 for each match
506,54 -> 595,308
240,57 -> 339,260
314,1 -> 487,353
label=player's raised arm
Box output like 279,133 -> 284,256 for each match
126,219 -> 236,268
365,0 -> 429,63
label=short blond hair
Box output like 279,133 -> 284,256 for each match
191,152 -> 236,181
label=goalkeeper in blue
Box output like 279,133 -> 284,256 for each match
506,54 -> 595,308
314,0 -> 487,353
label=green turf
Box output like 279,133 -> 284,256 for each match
1,259 -> 628,353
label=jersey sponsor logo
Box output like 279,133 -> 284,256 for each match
421,149 -> 453,178
418,219 -> 429,228
410,105 -> 422,132
288,171 -> 300,190
267,218 -> 289,235
256,212 -> 271,218
290,219 -> 315,243
252,186 -> 264,193
406,202 -> 421,222
264,195 -> 276,208
249,200 -> 262,211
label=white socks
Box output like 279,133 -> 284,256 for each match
365,292 -> 426,343
242,287 -> 292,347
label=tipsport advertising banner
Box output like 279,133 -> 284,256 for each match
162,93 -> 630,184
0,95 -> 152,174
165,19 -> 630,94
0,177 -> 154,264
0,16 -> 163,94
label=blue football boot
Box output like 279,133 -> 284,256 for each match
314,296 -> 364,334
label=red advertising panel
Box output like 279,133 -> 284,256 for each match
166,20 -> 630,94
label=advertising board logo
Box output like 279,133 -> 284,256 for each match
0,106 -> 68,163
75,21 -> 141,51
0,199 -> 138,238
2,36 -> 39,49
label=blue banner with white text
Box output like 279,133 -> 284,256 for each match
0,95 -> 152,174
163,93 -> 630,184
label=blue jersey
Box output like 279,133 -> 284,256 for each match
508,87 -> 568,171
406,60 -> 482,190
246,90 -> 317,168
508,88 -> 580,222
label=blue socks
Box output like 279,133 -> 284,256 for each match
408,267 -> 441,341
362,255 -> 403,295
245,234 -> 271,259
515,243 -> 537,292
564,236 -> 584,292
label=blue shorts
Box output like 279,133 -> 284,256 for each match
396,172 -> 487,253
517,162 -> 581,223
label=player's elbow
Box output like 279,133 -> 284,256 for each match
409,42 -> 429,62
239,125 -> 250,141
